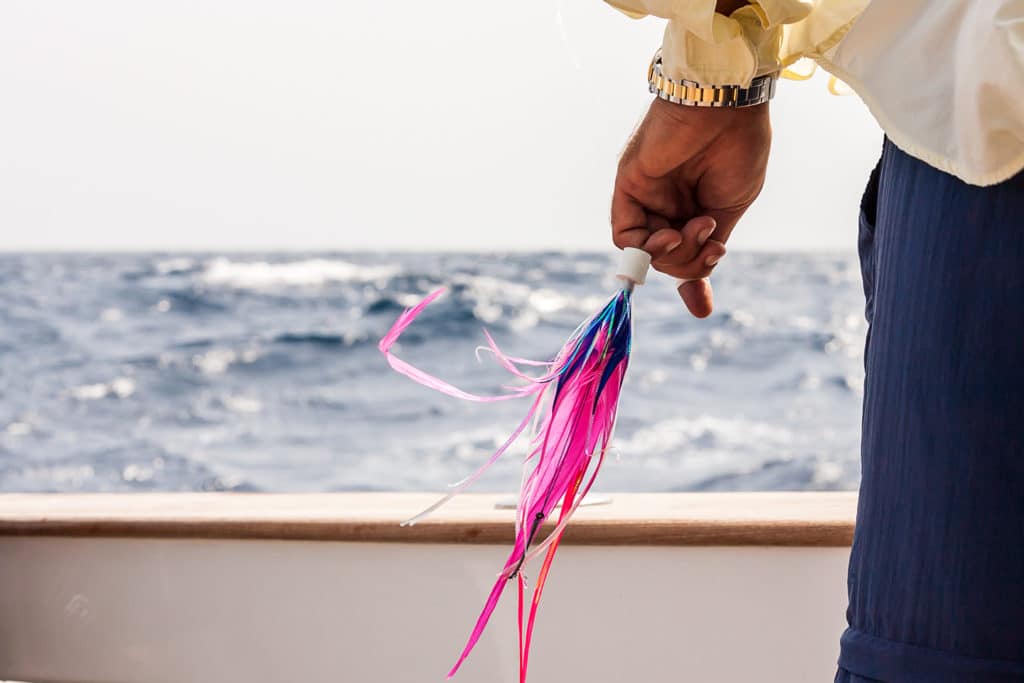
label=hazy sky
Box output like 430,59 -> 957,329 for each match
0,0 -> 882,252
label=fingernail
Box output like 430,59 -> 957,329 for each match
706,253 -> 724,267
697,226 -> 715,245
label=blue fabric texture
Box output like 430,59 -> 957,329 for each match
837,138 -> 1024,682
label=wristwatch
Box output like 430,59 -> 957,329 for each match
647,49 -> 776,108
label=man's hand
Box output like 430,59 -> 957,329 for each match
612,97 -> 771,317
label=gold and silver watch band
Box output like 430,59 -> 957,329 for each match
648,50 -> 776,108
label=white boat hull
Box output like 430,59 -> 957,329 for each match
0,493 -> 854,683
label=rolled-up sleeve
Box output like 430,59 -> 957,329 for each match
605,0 -> 868,87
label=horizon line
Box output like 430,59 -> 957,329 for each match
0,245 -> 856,255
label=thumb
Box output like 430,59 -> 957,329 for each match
677,278 -> 714,319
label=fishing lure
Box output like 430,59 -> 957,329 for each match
378,247 -> 653,681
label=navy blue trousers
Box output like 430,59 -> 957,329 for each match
835,139 -> 1024,682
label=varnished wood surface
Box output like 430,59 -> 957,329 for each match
0,492 -> 856,546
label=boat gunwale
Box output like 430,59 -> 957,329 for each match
0,491 -> 856,547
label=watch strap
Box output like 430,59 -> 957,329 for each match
647,50 -> 776,108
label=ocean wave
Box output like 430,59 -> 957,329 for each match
615,414 -> 795,458
191,349 -> 241,375
4,421 -> 34,437
272,332 -> 368,347
0,448 -> 256,492
156,257 -> 199,275
66,377 -> 136,401
190,347 -> 262,375
445,274 -> 609,332
201,257 -> 401,289
364,298 -> 408,316
690,456 -> 853,491
0,251 -> 866,493
165,289 -> 229,312
596,413 -> 860,492
155,346 -> 263,376
219,395 -> 263,414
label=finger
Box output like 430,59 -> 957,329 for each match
645,213 -> 673,232
640,228 -> 683,262
677,278 -> 714,318
612,163 -> 685,250
610,186 -> 649,249
651,215 -> 716,270
652,239 -> 726,280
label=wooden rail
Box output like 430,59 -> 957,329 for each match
0,492 -> 856,546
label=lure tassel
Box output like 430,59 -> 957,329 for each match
378,248 -> 651,680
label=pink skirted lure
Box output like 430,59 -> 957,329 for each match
378,248 -> 653,681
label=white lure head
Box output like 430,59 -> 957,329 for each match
614,247 -> 652,287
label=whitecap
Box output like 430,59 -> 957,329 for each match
122,463 -> 154,483
812,460 -> 844,486
615,415 -> 795,459
726,309 -> 756,328
5,421 -> 32,436
222,395 -> 263,414
15,464 -> 95,487
192,349 -> 237,375
454,274 -> 532,303
689,350 -> 711,372
100,308 -> 123,323
201,258 -> 400,289
709,330 -> 740,352
472,301 -> 504,325
109,377 -> 136,398
156,257 -> 196,275
453,274 -> 608,330
840,374 -> 865,394
68,377 -> 136,400
528,289 -> 568,314
70,383 -> 109,400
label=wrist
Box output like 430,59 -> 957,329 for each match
651,95 -> 768,127
648,49 -> 777,108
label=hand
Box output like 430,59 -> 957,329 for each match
611,97 -> 771,317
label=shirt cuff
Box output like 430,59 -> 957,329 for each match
605,0 -> 866,88
662,5 -> 779,86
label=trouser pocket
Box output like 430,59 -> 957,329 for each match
858,146 -> 882,329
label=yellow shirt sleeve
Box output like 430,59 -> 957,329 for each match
605,0 -> 868,87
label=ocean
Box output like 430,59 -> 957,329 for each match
0,251 -> 867,493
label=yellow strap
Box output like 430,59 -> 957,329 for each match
828,75 -> 853,95
782,67 -> 815,81
780,60 -> 853,97
781,57 -> 816,81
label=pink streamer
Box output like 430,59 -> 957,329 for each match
378,285 -> 633,680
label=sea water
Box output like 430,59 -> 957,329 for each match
0,251 -> 867,493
